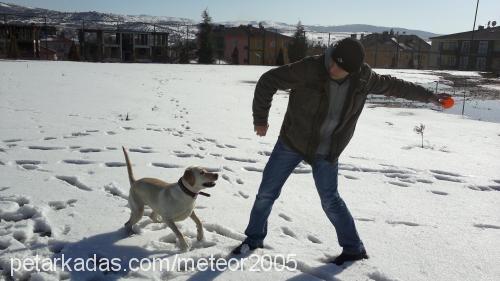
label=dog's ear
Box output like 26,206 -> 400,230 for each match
183,169 -> 195,186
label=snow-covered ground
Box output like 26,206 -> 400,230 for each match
0,60 -> 499,281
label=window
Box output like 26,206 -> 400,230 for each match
459,56 -> 469,69
442,41 -> 458,51
461,41 -> 470,54
494,40 -> 500,52
134,34 -> 148,46
476,57 -> 486,70
492,58 -> 500,70
478,41 -> 488,55
103,33 -> 120,45
153,34 -> 167,46
446,55 -> 456,66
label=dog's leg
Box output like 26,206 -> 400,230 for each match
166,220 -> 189,251
149,211 -> 162,223
190,211 -> 204,241
124,189 -> 144,233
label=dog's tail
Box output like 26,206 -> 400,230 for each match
122,146 -> 135,185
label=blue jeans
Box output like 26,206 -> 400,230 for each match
243,136 -> 365,254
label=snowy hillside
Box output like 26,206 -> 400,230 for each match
0,2 -> 438,40
0,60 -> 499,281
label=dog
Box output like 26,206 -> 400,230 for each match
122,147 -> 218,251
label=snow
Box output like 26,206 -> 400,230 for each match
480,84 -> 500,91
0,60 -> 499,281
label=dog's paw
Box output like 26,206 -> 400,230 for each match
179,239 -> 191,252
197,233 -> 205,242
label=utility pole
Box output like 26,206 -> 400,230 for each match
44,16 -> 48,60
81,19 -> 85,61
468,0 -> 480,70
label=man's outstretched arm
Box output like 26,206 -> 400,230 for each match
365,67 -> 449,105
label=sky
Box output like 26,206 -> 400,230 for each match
5,0 -> 500,35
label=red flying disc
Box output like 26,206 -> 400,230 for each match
440,97 -> 454,109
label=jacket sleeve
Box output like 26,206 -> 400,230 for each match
252,58 -> 309,126
365,69 -> 435,103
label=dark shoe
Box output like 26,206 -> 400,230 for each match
231,242 -> 263,255
331,249 -> 368,265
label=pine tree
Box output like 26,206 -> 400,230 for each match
288,21 -> 308,63
196,9 -> 215,64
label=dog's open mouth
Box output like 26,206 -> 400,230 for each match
203,182 -> 216,187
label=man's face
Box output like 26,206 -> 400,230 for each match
329,61 -> 349,80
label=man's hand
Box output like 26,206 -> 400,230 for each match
429,93 -> 453,107
254,124 -> 269,137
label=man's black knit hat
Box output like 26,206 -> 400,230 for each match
331,38 -> 365,73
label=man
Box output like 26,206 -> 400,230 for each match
232,38 -> 449,265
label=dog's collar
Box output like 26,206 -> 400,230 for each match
178,178 -> 211,198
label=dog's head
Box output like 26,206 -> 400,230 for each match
182,166 -> 219,192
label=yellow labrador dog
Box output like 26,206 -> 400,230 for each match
122,147 -> 218,251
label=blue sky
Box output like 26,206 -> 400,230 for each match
6,0 -> 500,34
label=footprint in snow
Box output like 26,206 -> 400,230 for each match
222,174 -> 231,183
416,178 -> 434,184
307,234 -> 322,244
3,138 -> 22,143
278,213 -> 292,222
243,166 -> 263,173
49,199 -> 77,211
55,176 -> 92,191
355,217 -> 375,222
129,148 -> 155,153
473,224 -> 500,230
281,226 -> 297,239
79,148 -> 102,153
151,162 -> 183,169
224,156 -> 258,163
386,220 -> 420,227
238,191 -> 249,199
388,181 -> 410,187
62,159 -> 95,165
430,190 -> 449,196
104,162 -> 126,167
343,174 -> 359,180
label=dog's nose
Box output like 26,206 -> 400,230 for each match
214,173 -> 219,180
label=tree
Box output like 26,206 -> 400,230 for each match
276,48 -> 285,65
178,41 -> 190,64
288,21 -> 308,63
414,123 -> 426,148
231,46 -> 239,65
196,9 -> 215,64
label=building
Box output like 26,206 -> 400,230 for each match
0,23 -> 56,59
361,32 -> 431,69
213,25 -> 292,65
78,28 -> 169,63
429,26 -> 500,72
